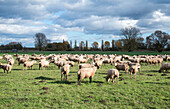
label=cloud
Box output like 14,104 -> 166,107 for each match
0,0 -> 170,47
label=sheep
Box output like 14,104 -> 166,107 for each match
23,61 -> 37,70
7,58 -> 15,66
39,60 -> 50,70
61,64 -> 71,81
128,63 -> 141,73
129,65 -> 139,79
106,69 -> 119,84
18,58 -> 29,65
77,66 -> 97,85
94,60 -> 103,69
159,63 -> 170,73
114,63 -> 129,74
0,62 -> 12,73
79,63 -> 93,69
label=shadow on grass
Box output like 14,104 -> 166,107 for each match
35,76 -> 55,80
145,82 -> 170,85
48,81 -> 76,84
48,80 -> 104,84
12,69 -> 22,71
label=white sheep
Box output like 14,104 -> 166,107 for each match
39,60 -> 50,70
23,61 -> 37,70
61,64 -> 71,81
106,69 -> 119,84
129,65 -> 139,79
77,66 -> 97,85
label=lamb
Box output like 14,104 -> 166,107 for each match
106,69 -> 119,84
114,63 -> 129,74
61,64 -> 71,81
129,65 -> 139,79
23,61 -> 37,70
159,63 -> 170,73
77,66 -> 97,85
0,62 -> 12,73
39,60 -> 50,70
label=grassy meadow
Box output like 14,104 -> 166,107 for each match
0,51 -> 170,108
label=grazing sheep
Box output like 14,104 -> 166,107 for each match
18,58 -> 29,65
0,62 -> 12,73
77,66 -> 97,85
94,60 -> 103,69
106,69 -> 119,84
7,58 -> 15,66
61,64 -> 71,81
23,61 -> 37,70
79,63 -> 93,69
159,63 -> 170,73
39,60 -> 50,70
114,63 -> 129,74
128,63 -> 141,73
129,65 -> 139,79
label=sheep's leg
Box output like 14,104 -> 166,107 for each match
112,78 -> 114,84
66,75 -> 67,81
78,77 -> 82,85
131,72 -> 133,79
117,76 -> 119,84
134,73 -> 136,79
4,69 -> 5,73
89,77 -> 92,83
61,73 -> 63,81
78,75 -> 80,82
7,70 -> 8,74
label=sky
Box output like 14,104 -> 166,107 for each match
0,0 -> 170,47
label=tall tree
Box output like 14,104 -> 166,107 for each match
146,30 -> 170,52
86,40 -> 88,50
80,41 -> 85,51
104,41 -> 110,50
101,40 -> 104,51
120,26 -> 142,52
92,42 -> 99,50
34,33 -> 49,51
115,40 -> 123,50
112,40 -> 115,51
70,40 -> 72,49
74,40 -> 77,50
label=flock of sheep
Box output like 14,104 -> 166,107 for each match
0,53 -> 170,85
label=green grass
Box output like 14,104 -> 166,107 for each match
0,52 -> 170,108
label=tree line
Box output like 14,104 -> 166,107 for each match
34,26 -> 170,52
0,26 -> 169,52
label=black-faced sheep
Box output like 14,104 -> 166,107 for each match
0,62 -> 12,73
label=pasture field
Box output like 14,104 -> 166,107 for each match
0,52 -> 170,108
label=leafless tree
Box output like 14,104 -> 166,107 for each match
34,33 -> 49,51
120,26 -> 142,51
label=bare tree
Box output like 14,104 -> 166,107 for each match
34,33 -> 49,51
146,30 -> 170,52
120,26 -> 142,51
